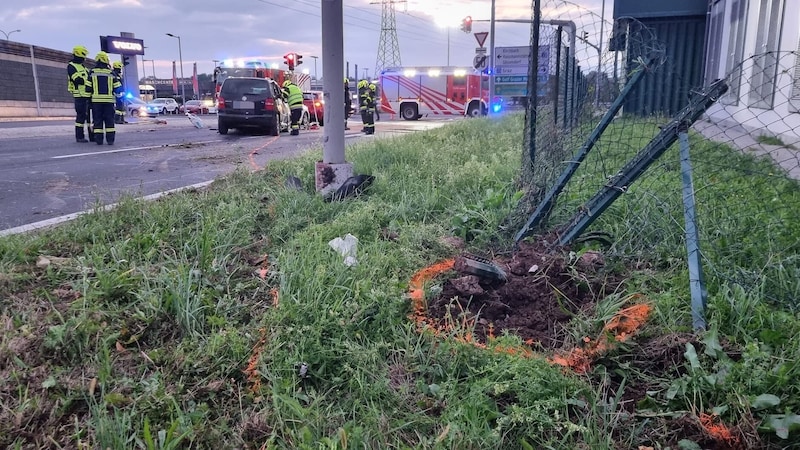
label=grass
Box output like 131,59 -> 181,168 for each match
1,113 -> 800,448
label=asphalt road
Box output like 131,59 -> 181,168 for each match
0,114 -> 453,233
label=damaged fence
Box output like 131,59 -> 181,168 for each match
508,0 -> 800,311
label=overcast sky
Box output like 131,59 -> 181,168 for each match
1,0 -> 606,79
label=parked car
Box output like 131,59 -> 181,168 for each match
125,97 -> 148,118
145,98 -> 179,115
180,99 -> 217,114
217,77 -> 290,136
303,91 -> 324,126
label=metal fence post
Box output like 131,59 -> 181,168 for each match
29,45 -> 42,116
679,130 -> 707,330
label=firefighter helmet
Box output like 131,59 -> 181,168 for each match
344,77 -> 349,84
112,61 -> 123,70
357,80 -> 368,89
369,83 -> 376,91
72,45 -> 89,58
95,51 -> 109,64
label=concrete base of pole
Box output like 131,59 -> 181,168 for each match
315,161 -> 353,196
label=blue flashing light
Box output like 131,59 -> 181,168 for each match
125,92 -> 133,99
492,103 -> 502,113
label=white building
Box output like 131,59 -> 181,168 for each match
703,0 -> 800,144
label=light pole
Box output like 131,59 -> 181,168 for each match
362,68 -> 369,79
0,29 -> 21,40
447,26 -> 450,66
166,33 -> 186,103
310,55 -> 319,80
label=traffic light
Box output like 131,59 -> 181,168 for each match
122,55 -> 130,66
295,54 -> 303,67
460,16 -> 472,33
284,52 -> 296,70
582,31 -> 589,41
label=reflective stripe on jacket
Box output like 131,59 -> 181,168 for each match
284,84 -> 304,109
88,68 -> 122,103
67,61 -> 91,98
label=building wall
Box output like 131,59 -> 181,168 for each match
0,40 -> 93,117
704,0 -> 800,143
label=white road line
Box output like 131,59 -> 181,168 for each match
0,181 -> 214,237
52,135 -> 266,159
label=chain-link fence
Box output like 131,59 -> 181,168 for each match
510,0 -> 800,309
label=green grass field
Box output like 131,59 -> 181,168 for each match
1,114 -> 799,449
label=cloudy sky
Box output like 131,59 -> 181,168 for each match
1,0 -> 606,79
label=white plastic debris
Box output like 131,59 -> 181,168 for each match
328,233 -> 359,267
186,112 -> 204,129
528,264 -> 539,273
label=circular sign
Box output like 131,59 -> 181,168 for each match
473,55 -> 487,70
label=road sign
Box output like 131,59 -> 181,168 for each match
495,75 -> 528,84
474,32 -> 489,48
494,65 -> 529,75
475,47 -> 487,55
495,46 -> 530,57
473,55 -> 488,70
494,55 -> 528,66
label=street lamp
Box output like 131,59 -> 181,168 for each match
310,55 -> 319,80
166,33 -> 186,103
0,29 -> 21,40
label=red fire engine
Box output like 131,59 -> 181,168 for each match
212,62 -> 312,100
379,66 -> 490,120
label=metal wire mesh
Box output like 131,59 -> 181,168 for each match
511,2 -> 800,307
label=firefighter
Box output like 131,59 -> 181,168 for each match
359,80 -> 375,135
369,83 -> 380,122
344,77 -> 352,130
86,51 -> 123,145
112,61 -> 126,124
282,79 -> 304,136
67,45 -> 92,143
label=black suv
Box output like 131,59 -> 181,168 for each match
217,77 -> 290,135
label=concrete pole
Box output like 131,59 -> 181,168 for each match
595,0 -> 605,107
317,0 -> 352,196
488,0 -> 496,115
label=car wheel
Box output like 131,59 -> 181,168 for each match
161,108 -> 166,115
301,112 -> 310,129
218,119 -> 229,135
318,116 -> 324,126
131,110 -> 140,117
401,104 -> 419,121
270,114 -> 280,136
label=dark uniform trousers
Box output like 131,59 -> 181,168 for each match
74,98 -> 91,140
92,102 -> 116,145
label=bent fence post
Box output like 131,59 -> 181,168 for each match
679,129 -> 707,330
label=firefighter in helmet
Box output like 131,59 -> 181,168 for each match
86,51 -> 123,145
112,61 -> 126,124
369,82 -> 380,122
282,79 -> 304,136
344,77 -> 352,130
67,45 -> 92,142
358,79 -> 374,135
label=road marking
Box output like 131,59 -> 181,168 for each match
51,137 -> 261,159
249,136 -> 280,170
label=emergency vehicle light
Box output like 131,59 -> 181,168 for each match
125,92 -> 133,99
403,69 -> 416,77
428,69 -> 441,77
223,59 -> 233,67
453,69 -> 467,77
492,103 -> 502,113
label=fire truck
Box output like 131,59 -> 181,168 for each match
379,66 -> 490,120
212,61 -> 311,100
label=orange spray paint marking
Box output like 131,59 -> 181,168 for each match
248,136 -> 280,171
244,327 -> 268,393
700,412 -> 740,446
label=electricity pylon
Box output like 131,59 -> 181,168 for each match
373,0 -> 404,79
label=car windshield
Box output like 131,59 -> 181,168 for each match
151,99 -> 168,104
186,101 -> 202,106
221,79 -> 273,98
